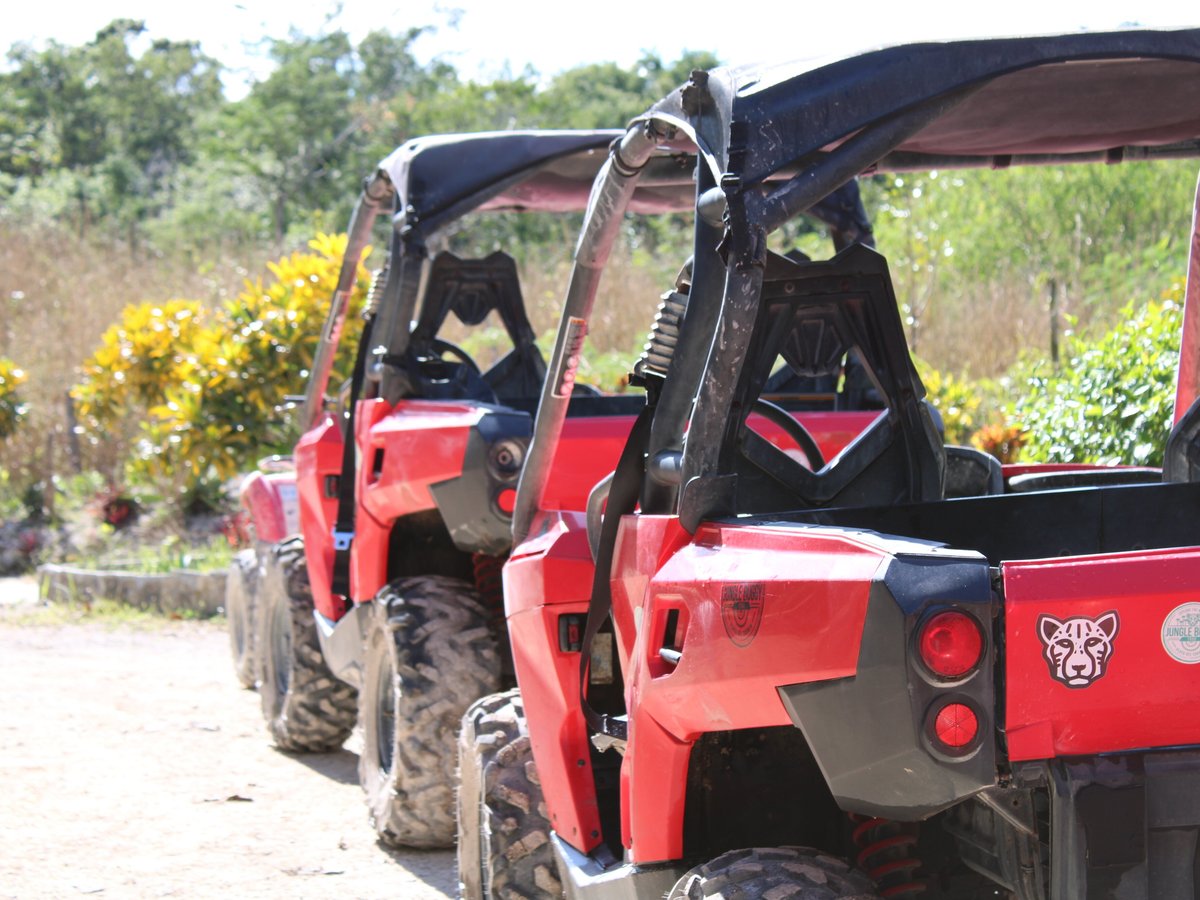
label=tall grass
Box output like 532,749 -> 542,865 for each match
2,189 -> 1185,517
0,225 -> 263,504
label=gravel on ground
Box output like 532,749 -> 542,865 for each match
0,576 -> 458,899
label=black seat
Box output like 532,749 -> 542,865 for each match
406,251 -> 546,402
728,244 -> 945,513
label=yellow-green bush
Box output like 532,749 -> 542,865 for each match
73,233 -> 371,493
0,358 -> 28,440
74,299 -> 207,425
914,358 -> 984,446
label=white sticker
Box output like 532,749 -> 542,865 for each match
1161,602 -> 1200,664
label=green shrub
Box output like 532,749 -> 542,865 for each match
1012,284 -> 1183,467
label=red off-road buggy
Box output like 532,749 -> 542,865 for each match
459,28 -> 1200,900
226,456 -> 298,689
232,128 -> 880,851
232,129 -> 691,848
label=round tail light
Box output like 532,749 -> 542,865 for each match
933,702 -> 979,749
917,610 -> 983,679
495,487 -> 517,516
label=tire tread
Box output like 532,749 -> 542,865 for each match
359,575 -> 501,848
257,538 -> 357,752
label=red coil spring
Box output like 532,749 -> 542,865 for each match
472,552 -> 506,634
849,814 -> 927,898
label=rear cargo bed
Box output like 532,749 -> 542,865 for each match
768,481 -> 1200,565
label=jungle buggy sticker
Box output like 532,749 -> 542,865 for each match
1036,611 -> 1119,689
1161,602 -> 1200,664
721,583 -> 765,648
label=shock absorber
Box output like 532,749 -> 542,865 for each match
363,263 -> 387,318
632,259 -> 692,384
849,814 -> 927,897
471,552 -> 505,632
635,287 -> 688,380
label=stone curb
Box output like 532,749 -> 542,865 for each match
37,564 -> 227,617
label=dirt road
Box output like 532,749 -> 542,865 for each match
0,577 -> 458,899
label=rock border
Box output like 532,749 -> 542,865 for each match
37,564 -> 227,617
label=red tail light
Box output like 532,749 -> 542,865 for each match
917,610 -> 983,679
495,487 -> 517,515
933,702 -> 979,749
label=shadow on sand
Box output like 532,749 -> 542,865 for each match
281,746 -> 360,786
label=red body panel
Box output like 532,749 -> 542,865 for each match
615,519 -> 887,863
239,470 -> 299,544
358,398 -> 479,521
542,416 -> 637,510
354,398 -> 479,602
294,415 -> 345,620
506,409 -> 884,862
349,402 -> 657,604
505,512 -> 605,853
506,509 -> 889,864
1005,547 -> 1200,761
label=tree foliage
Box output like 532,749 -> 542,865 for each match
866,163 -> 1197,356
1,21 -> 721,252
0,20 -> 222,241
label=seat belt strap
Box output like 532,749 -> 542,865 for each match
578,404 -> 652,741
329,314 -> 376,598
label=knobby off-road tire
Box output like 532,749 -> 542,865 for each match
358,575 -> 501,848
226,548 -> 259,689
257,537 -> 357,751
668,847 -> 880,900
458,690 -> 562,899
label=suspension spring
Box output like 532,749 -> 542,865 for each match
363,265 -> 387,317
849,814 -> 927,898
472,552 -> 506,634
634,288 -> 688,380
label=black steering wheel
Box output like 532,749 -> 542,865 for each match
427,338 -> 480,373
751,398 -> 825,471
412,338 -> 495,402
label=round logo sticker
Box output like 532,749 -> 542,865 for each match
1161,602 -> 1200,664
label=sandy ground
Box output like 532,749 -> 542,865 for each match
0,576 -> 458,899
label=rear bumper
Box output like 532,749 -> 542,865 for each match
429,408 -> 530,556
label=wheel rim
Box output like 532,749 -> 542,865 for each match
375,650 -> 397,773
269,596 -> 291,696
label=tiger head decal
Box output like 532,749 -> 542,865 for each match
1037,611 -> 1119,688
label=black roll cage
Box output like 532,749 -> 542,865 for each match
511,27 -> 1200,542
301,129 -> 698,428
